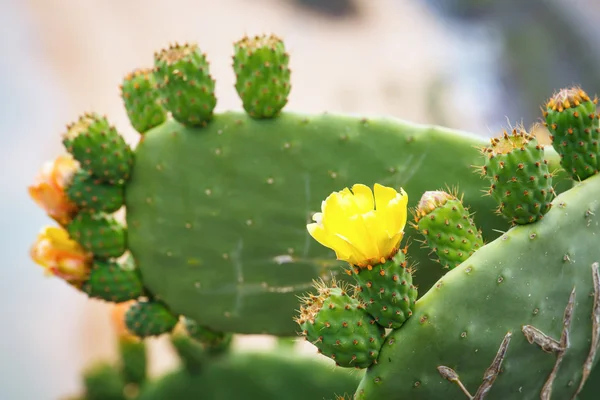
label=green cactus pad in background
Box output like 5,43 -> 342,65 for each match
121,68 -> 167,134
355,172 -> 600,399
296,280 -> 385,369
82,257 -> 144,303
137,349 -> 361,400
544,87 -> 600,181
82,363 -> 127,400
413,190 -> 484,269
126,112 -> 566,336
67,212 -> 126,259
154,43 -> 217,127
118,338 -> 147,386
183,318 -> 232,354
480,127 -> 555,225
352,250 -> 417,329
233,34 -> 291,118
125,299 -> 179,338
66,169 -> 124,214
62,113 -> 134,185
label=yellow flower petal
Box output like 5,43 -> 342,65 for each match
30,226 -> 91,284
306,183 -> 408,267
350,184 -> 374,214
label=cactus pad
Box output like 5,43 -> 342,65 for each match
121,68 -> 167,134
62,113 -> 134,184
352,250 -> 417,329
66,169 -> 124,214
125,299 -> 179,338
125,112 -> 564,336
413,190 -> 483,269
233,34 -> 291,118
296,281 -> 385,368
67,212 -> 126,259
82,257 -> 144,303
154,43 -> 217,126
545,87 -> 600,180
481,128 -> 555,225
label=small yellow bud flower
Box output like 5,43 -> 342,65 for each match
28,155 -> 79,226
30,226 -> 92,285
307,183 -> 408,267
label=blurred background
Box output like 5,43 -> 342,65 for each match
2,0 -> 600,398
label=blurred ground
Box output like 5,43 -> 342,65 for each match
1,0 -> 599,398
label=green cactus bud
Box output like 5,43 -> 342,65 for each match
170,324 -> 206,373
351,250 -> 417,329
62,113 -> 134,185
413,190 -> 484,269
66,169 -> 124,214
233,34 -> 291,119
183,317 -> 232,355
82,256 -> 144,303
82,363 -> 126,400
121,68 -> 167,134
296,280 -> 385,369
480,127 -> 555,225
125,299 -> 179,338
544,87 -> 600,180
154,43 -> 217,127
67,212 -> 127,258
118,338 -> 147,386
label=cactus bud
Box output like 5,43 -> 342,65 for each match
30,225 -> 92,286
28,155 -> 79,226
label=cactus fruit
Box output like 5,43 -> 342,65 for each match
233,34 -> 291,118
544,87 -> 600,180
124,299 -> 179,338
121,68 -> 167,134
153,43 -> 217,126
82,257 -> 144,303
296,280 -> 385,369
480,127 -> 555,225
62,113 -> 134,185
351,249 -> 417,329
355,172 -> 600,399
413,190 -> 484,269
66,169 -> 124,213
67,212 -> 126,259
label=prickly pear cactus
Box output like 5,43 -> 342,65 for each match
27,32 -> 600,400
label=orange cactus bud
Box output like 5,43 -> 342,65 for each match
30,226 -> 92,285
28,155 -> 79,225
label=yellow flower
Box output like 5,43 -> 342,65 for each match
111,301 -> 140,342
28,155 -> 79,226
307,183 -> 408,267
30,226 -> 91,285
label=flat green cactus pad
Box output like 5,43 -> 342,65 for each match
126,111 -> 565,334
355,173 -> 600,399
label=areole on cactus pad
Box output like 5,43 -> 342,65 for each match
25,32 -> 600,400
